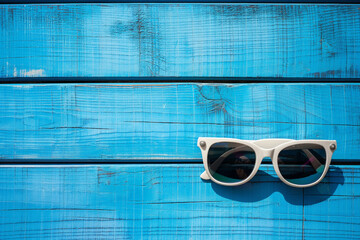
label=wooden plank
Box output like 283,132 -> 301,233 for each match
0,83 -> 359,162
1,0 -> 359,4
304,165 -> 360,240
0,4 -> 359,79
0,164 -> 358,239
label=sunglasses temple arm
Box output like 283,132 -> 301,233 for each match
209,146 -> 249,172
302,149 -> 322,170
200,146 -> 248,180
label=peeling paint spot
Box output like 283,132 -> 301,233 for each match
20,69 -> 45,77
312,70 -> 342,78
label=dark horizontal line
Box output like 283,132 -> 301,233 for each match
331,161 -> 360,165
125,120 -> 360,127
0,208 -> 115,211
0,160 -> 359,165
40,126 -> 111,130
0,1 -> 359,4
1,77 -> 360,84
0,159 -> 204,164
138,201 -> 222,204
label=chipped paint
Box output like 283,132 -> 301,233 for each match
19,69 -> 45,77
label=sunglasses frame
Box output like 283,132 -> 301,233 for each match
198,138 -> 337,188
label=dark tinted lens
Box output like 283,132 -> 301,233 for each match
208,142 -> 256,183
278,144 -> 326,185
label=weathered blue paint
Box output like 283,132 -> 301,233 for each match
1,2 -> 359,239
0,164 -> 357,239
0,83 -> 359,161
0,4 -> 359,79
3,77 -> 360,84
1,0 -> 359,3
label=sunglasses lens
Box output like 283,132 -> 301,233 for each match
207,142 -> 256,183
278,144 -> 326,185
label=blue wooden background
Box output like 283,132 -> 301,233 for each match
1,4 -> 359,79
0,3 -> 359,239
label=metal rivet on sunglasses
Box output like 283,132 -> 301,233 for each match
330,144 -> 336,150
199,141 -> 206,148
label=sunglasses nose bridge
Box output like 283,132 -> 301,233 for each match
260,148 -> 274,158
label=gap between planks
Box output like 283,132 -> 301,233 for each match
1,77 -> 360,84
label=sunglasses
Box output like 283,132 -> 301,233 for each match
198,138 -> 337,188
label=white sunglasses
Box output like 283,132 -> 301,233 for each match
198,138 -> 337,188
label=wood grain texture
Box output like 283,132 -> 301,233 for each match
0,164 -> 357,239
2,0 -> 359,3
0,83 -> 359,161
1,4 -> 359,79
